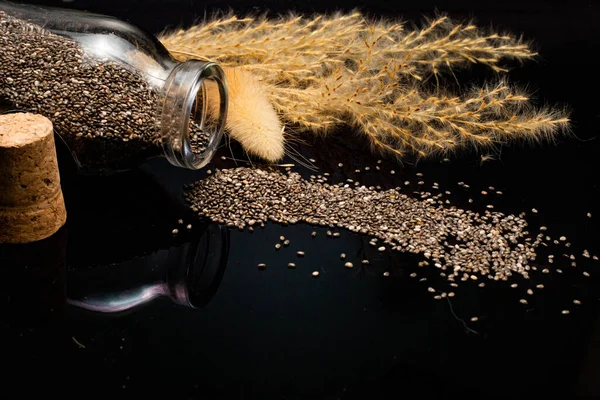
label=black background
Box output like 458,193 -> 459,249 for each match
1,0 -> 599,398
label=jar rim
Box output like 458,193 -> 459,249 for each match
160,60 -> 228,170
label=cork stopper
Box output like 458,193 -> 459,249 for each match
0,112 -> 67,243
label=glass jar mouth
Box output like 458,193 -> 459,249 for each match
161,60 -> 228,170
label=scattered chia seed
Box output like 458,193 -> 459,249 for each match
183,166 -> 596,312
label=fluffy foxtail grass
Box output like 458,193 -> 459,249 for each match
160,11 -> 570,162
209,67 -> 284,161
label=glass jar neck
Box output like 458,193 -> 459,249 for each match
160,60 -> 228,170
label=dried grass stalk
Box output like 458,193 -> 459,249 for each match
160,11 -> 570,161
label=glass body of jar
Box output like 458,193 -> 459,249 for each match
0,1 -> 228,174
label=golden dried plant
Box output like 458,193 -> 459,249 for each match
159,11 -> 570,161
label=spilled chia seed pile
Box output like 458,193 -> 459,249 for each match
183,164 -> 597,313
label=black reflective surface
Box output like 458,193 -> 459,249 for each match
1,0 -> 600,398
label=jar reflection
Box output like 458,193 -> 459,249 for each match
67,222 -> 229,313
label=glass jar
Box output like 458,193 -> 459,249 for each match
0,1 -> 228,174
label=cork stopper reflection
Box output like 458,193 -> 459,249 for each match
0,112 -> 67,243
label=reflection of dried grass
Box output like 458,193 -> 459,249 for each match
160,11 -> 569,161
